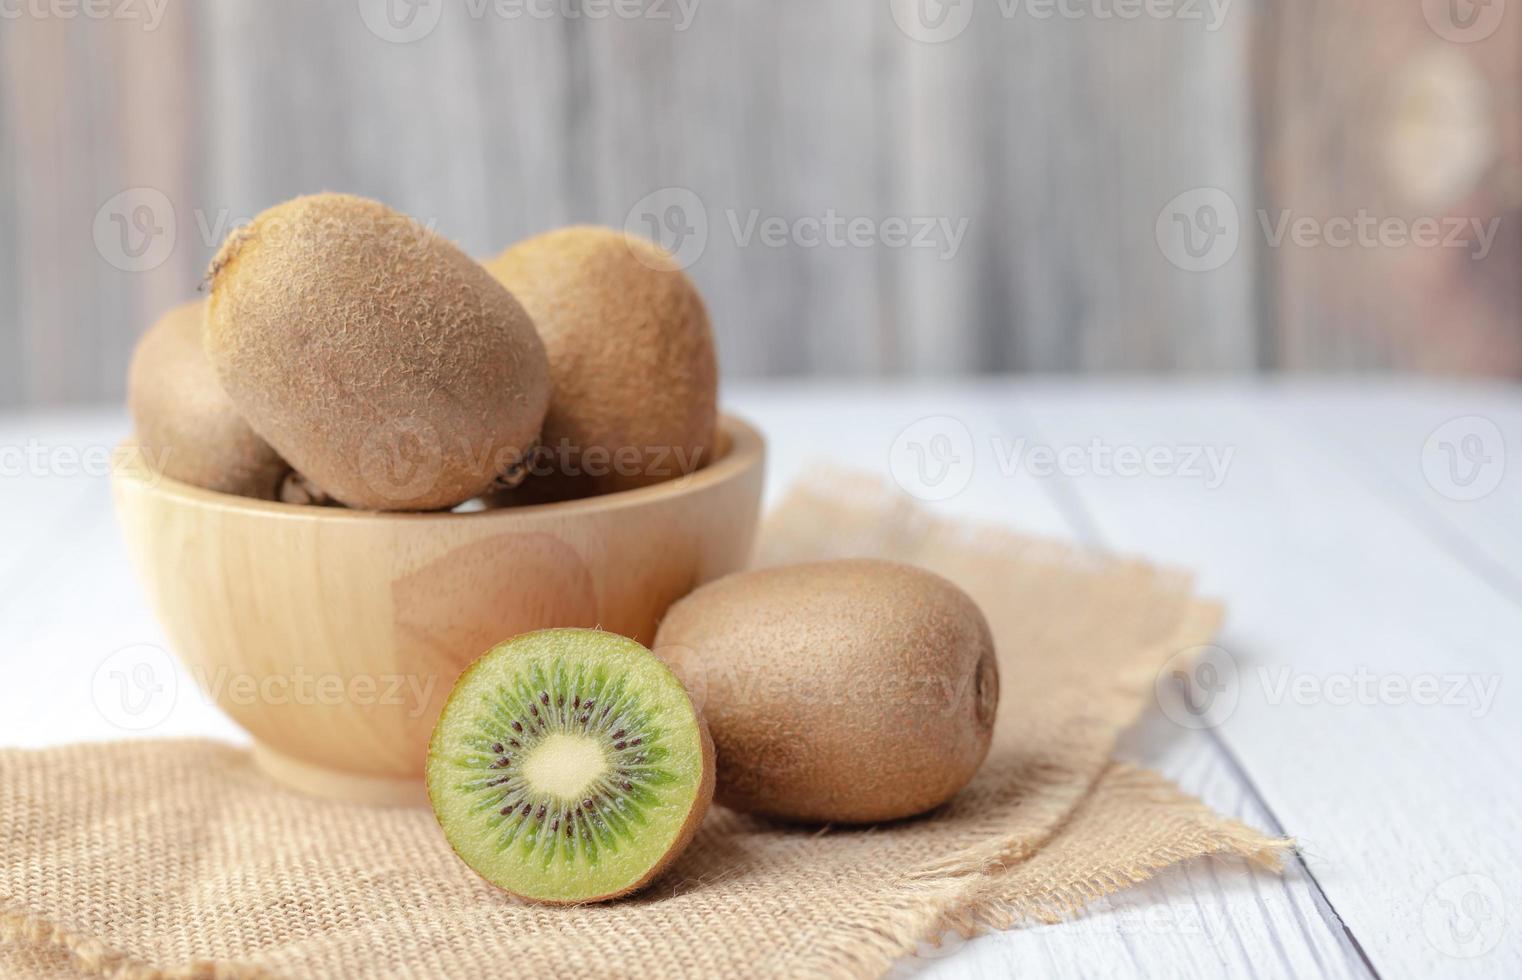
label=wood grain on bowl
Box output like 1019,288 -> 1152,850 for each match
111,416 -> 764,805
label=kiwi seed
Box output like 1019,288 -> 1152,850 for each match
427,628 -> 714,904
127,300 -> 292,500
204,193 -> 551,512
486,226 -> 717,501
653,559 -> 999,824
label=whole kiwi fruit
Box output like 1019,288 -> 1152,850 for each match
653,559 -> 998,824
427,628 -> 714,904
485,226 -> 717,501
205,193 -> 551,511
127,300 -> 291,500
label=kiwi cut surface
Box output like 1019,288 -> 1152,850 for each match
427,629 -> 714,904
127,300 -> 291,500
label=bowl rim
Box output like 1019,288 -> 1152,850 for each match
115,413 -> 765,523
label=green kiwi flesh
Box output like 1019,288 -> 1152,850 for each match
427,629 -> 714,904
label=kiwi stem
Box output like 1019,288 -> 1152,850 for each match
487,442 -> 546,492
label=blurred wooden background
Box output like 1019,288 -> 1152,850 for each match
0,0 -> 1517,407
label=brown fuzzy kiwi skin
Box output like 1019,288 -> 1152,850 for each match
653,559 -> 999,825
485,226 -> 717,502
427,638 -> 716,905
127,300 -> 292,500
204,193 -> 551,512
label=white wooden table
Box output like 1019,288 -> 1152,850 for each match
1,380 -> 1517,980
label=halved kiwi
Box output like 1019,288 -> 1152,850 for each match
426,629 -> 714,904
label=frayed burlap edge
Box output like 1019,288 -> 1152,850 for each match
715,765 -> 1291,979
720,588 -> 1292,979
2,473 -> 1291,980
2,767 -> 1291,980
0,908 -> 269,980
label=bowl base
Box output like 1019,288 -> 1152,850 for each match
252,742 -> 427,807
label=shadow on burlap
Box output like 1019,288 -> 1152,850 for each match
0,474 -> 1287,979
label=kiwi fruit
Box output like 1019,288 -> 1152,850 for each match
427,628 -> 714,904
127,300 -> 292,500
276,471 -> 336,507
485,226 -> 717,501
205,193 -> 551,512
653,559 -> 998,824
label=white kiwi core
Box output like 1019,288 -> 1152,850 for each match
426,628 -> 710,903
523,733 -> 609,799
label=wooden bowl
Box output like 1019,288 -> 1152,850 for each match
111,415 -> 765,805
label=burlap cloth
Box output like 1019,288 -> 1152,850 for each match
0,475 -> 1287,979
